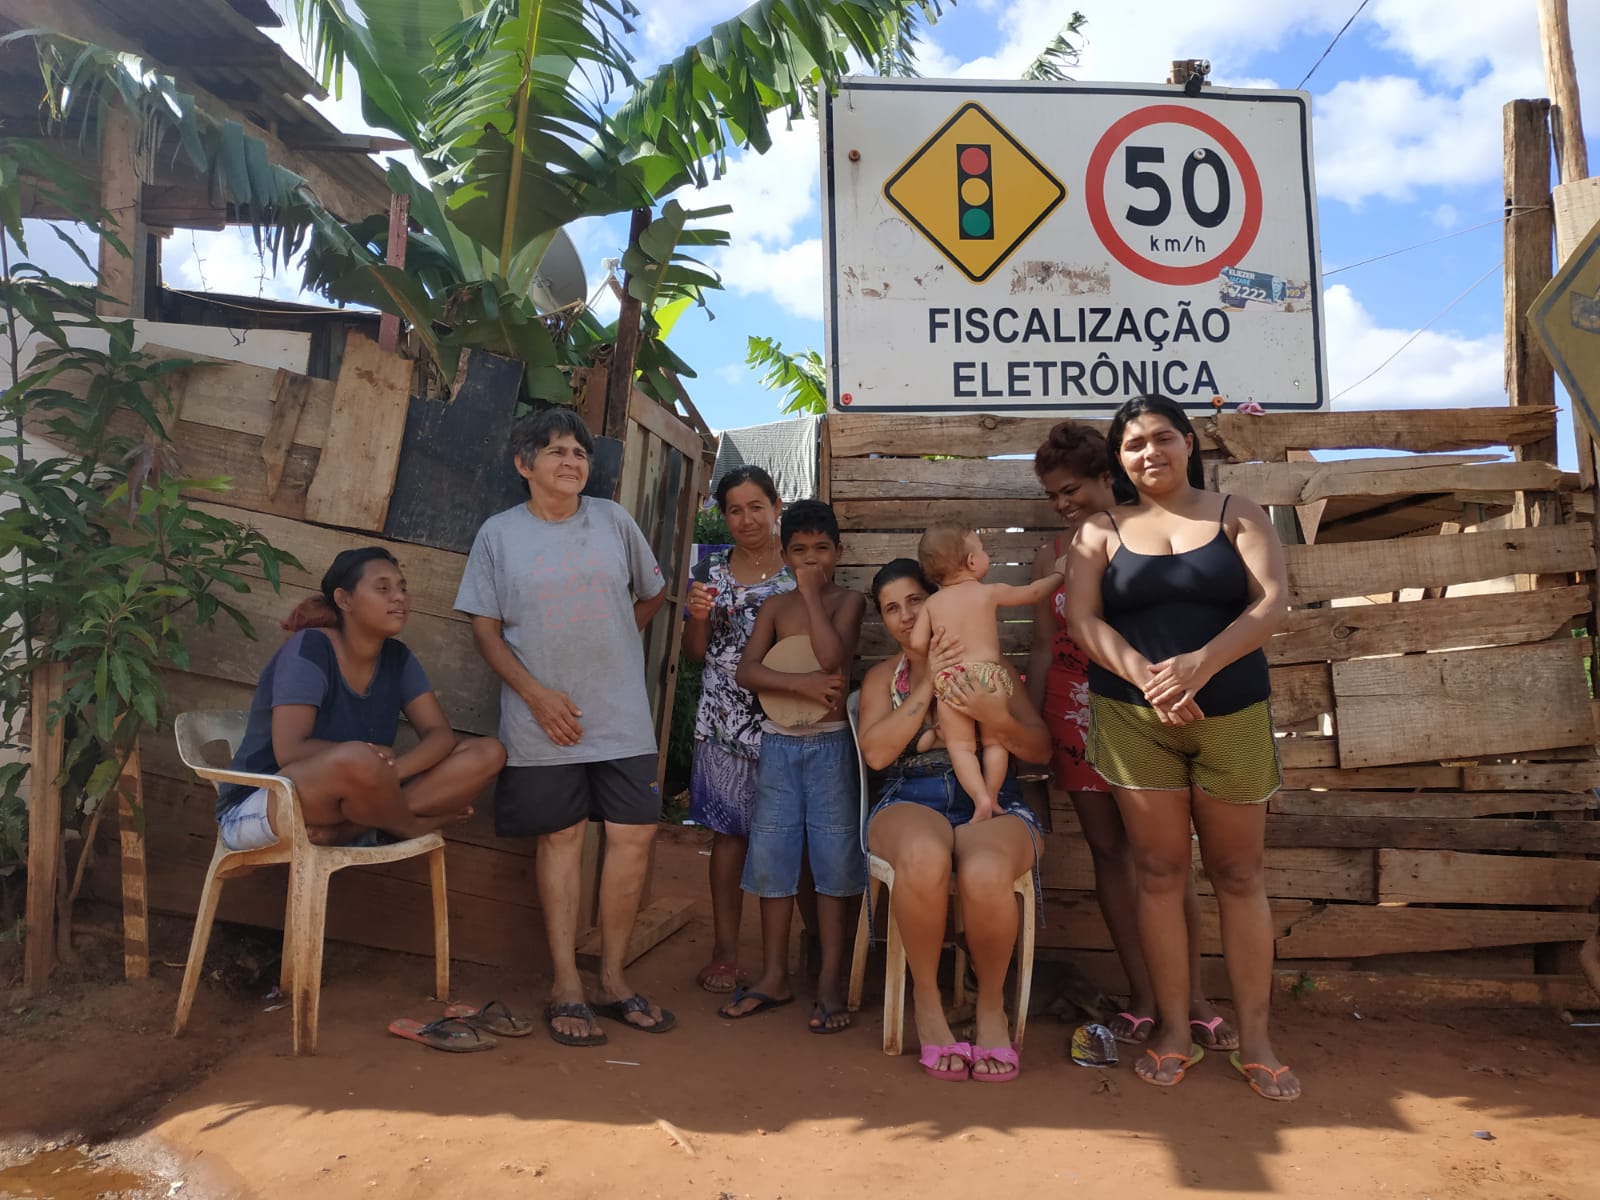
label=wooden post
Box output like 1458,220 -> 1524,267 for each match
1538,0 -> 1589,186
1503,99 -> 1561,589
96,103 -> 146,318
604,207 -> 653,442
23,662 -> 65,994
116,742 -> 149,980
377,192 -> 410,354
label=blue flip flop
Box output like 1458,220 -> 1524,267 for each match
718,985 -> 795,1019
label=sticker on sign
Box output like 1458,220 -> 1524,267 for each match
821,79 -> 1327,413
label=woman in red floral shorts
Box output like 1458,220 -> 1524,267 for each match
1027,421 -> 1237,1052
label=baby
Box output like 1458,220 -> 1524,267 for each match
912,521 -> 1063,819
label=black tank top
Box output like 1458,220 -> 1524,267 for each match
1086,496 -> 1271,717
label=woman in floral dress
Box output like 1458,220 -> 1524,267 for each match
683,466 -> 795,992
1027,421 -> 1237,1052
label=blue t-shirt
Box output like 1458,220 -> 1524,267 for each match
217,629 -> 432,816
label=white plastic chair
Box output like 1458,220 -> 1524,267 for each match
170,710 -> 450,1054
844,691 -> 1036,1056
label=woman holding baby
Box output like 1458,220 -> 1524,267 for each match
855,558 -> 1051,1083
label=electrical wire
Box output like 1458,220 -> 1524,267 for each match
1297,0 -> 1373,90
1330,258 -> 1502,402
1322,206 -> 1545,277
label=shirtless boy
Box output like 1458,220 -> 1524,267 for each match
724,500 -> 867,1033
914,520 -> 1062,820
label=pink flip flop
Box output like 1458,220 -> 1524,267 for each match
970,1044 -> 1021,1083
1190,1015 -> 1239,1051
919,1041 -> 973,1081
1112,1012 -> 1155,1045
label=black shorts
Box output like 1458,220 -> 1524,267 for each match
493,756 -> 661,837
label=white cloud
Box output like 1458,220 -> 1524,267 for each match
1323,282 -> 1501,410
168,228 -> 312,303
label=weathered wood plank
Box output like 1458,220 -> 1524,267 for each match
1283,524 -> 1593,604
1377,850 -> 1600,906
1282,764 -> 1463,790
138,346 -> 334,447
23,662 -> 66,993
1276,737 -> 1338,770
1269,586 -> 1591,664
260,368 -> 314,498
305,333 -> 413,531
627,389 -> 705,462
1216,459 -> 1566,506
840,563 -> 1036,594
1036,893 -> 1313,954
190,501 -> 469,624
1270,662 -> 1333,726
835,498 -> 1057,531
1269,968 -> 1593,1010
1333,638 -> 1595,767
1194,847 -> 1375,902
832,457 -> 1042,501
825,407 -> 1558,461
1270,789 -> 1597,818
837,531 -> 1045,566
1460,761 -> 1600,791
1265,815 -> 1600,853
1276,905 -> 1593,958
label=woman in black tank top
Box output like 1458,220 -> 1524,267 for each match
1063,394 -> 1300,1102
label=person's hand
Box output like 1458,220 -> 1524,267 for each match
798,670 -> 846,709
794,563 -> 828,596
938,667 -> 1005,721
525,684 -> 584,746
926,624 -> 966,676
365,743 -> 397,768
686,580 -> 716,621
1153,696 -> 1205,726
1143,652 -> 1213,711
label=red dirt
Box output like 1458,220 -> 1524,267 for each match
5,833 -> 1598,1199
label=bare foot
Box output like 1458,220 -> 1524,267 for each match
1108,1010 -> 1156,1044
969,999 -> 1014,1077
969,798 -> 998,823
546,988 -> 602,1042
718,968 -> 793,1018
1189,1004 -> 1240,1051
1232,1051 -> 1302,1101
911,982 -> 963,1073
1134,1032 -> 1200,1086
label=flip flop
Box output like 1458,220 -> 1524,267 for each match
718,985 -> 795,1020
544,1001 -> 608,1047
1230,1051 -> 1301,1102
1190,1015 -> 1240,1052
1135,1043 -> 1204,1088
387,1016 -> 496,1053
594,993 -> 677,1034
1111,1012 -> 1155,1045
695,961 -> 749,994
444,1000 -> 534,1038
918,1041 -> 973,1081
970,1044 -> 1021,1083
807,1000 -> 852,1035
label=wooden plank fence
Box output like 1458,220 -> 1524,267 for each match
828,405 -> 1600,998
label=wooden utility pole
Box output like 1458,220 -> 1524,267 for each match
603,207 -> 653,442
1538,0 -> 1599,266
22,662 -> 65,994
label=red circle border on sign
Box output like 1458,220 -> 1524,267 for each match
1084,104 -> 1264,286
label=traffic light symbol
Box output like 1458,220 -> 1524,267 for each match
957,144 -> 993,240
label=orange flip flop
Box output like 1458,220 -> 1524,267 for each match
1135,1043 -> 1203,1087
387,1016 -> 496,1053
1229,1051 -> 1300,1102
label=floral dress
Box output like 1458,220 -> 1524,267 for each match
688,551 -> 795,837
1044,539 -> 1111,793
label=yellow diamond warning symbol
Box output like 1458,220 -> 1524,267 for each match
884,102 -> 1066,283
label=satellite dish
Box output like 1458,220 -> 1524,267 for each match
527,227 -> 588,310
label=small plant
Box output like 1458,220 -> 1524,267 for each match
0,138 -> 295,962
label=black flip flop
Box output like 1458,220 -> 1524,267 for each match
445,1000 -> 534,1038
808,1000 -> 852,1035
544,1001 -> 608,1047
388,1016 -> 496,1053
718,985 -> 795,1020
594,993 -> 677,1034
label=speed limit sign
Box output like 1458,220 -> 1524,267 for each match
822,79 -> 1326,413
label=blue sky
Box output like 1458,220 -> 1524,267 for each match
123,2 -> 1600,463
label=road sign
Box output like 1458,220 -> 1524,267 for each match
1530,214 -> 1600,445
821,79 -> 1326,413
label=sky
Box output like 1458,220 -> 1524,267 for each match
54,1 -> 1600,462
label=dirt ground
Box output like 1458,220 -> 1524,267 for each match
4,833 -> 1598,1200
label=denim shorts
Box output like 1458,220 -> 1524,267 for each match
218,787 -> 278,852
867,765 -> 1045,845
742,727 -> 863,899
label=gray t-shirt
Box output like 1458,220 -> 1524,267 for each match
454,497 -> 665,766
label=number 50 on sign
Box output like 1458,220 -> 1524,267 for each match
822,79 -> 1327,413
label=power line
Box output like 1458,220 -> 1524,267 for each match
1322,205 -> 1546,277
1330,259 -> 1502,403
1297,0 -> 1373,90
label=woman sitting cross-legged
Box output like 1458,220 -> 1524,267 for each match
855,558 -> 1050,1083
216,547 -> 506,851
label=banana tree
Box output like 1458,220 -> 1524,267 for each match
290,0 -> 950,401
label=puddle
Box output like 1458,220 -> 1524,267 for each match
0,1144 -> 167,1199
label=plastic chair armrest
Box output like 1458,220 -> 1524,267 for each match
196,766 -> 301,831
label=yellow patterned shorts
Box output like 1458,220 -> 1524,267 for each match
933,660 -> 1015,702
1086,695 -> 1281,805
